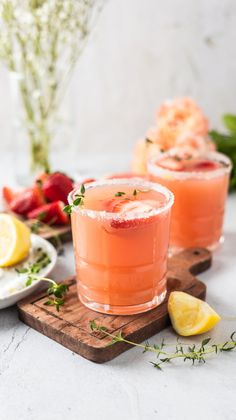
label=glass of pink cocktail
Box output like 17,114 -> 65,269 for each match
68,179 -> 174,315
148,150 -> 232,252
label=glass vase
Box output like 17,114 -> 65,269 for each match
10,72 -> 76,185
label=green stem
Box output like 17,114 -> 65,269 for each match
29,124 -> 51,172
91,322 -> 236,369
32,276 -> 57,286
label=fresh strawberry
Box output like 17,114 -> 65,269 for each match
2,186 -> 19,205
27,201 -> 69,225
10,186 -> 45,216
158,157 -> 184,171
42,172 -> 74,204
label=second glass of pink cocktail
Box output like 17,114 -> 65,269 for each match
148,150 -> 232,252
69,179 -> 174,315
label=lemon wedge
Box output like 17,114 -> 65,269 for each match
168,291 -> 221,336
0,214 -> 31,267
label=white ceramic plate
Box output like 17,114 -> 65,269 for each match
0,234 -> 57,309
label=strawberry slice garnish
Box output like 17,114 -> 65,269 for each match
104,197 -> 131,213
191,160 -> 218,171
10,186 -> 45,216
27,201 -> 69,225
105,198 -> 158,229
42,172 -> 74,204
158,157 -> 184,171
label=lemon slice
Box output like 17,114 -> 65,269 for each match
0,214 -> 31,267
168,291 -> 221,336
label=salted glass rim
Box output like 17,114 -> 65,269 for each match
68,178 -> 174,220
148,150 -> 232,180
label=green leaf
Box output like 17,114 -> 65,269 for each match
114,191 -> 126,197
223,114 -> 236,134
209,130 -> 236,148
44,300 -> 53,306
55,297 -> 64,306
230,331 -> 236,341
52,283 -> 69,298
26,277 -> 33,286
80,184 -> 85,195
73,197 -> 82,206
201,338 -> 211,347
220,346 -> 235,352
89,320 -> 97,331
15,267 -> 29,274
63,204 -> 72,214
150,362 -> 163,370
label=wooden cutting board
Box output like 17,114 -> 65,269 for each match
17,248 -> 211,363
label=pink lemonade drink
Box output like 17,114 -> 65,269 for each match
148,150 -> 232,252
69,179 -> 174,315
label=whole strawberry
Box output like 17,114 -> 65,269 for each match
42,172 -> 74,204
10,186 -> 45,216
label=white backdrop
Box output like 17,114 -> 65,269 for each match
0,0 -> 236,165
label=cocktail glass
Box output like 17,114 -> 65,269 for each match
148,150 -> 232,252
68,179 -> 174,315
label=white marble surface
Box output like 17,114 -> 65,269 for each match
0,154 -> 236,420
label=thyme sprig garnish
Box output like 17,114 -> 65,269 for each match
15,248 -> 51,279
16,248 -> 68,311
114,191 -> 126,197
63,184 -> 85,215
90,320 -> 236,370
114,189 -> 150,198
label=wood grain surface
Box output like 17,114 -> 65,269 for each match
17,248 -> 211,363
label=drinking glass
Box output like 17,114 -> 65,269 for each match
69,179 -> 174,315
148,151 -> 232,252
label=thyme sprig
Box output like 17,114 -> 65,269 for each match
90,320 -> 236,370
114,189 -> 149,198
15,248 -> 52,279
16,248 -> 68,311
63,184 -> 85,215
114,191 -> 126,197
29,214 -> 64,255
